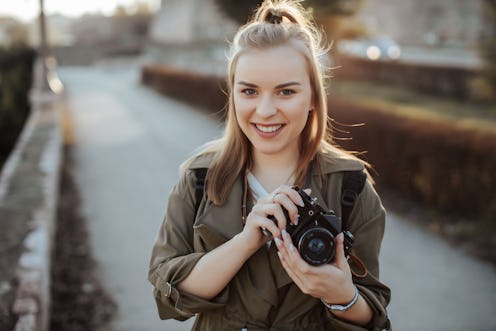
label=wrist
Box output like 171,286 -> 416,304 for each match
232,232 -> 260,256
321,285 -> 359,312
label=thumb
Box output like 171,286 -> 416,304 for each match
333,232 -> 347,270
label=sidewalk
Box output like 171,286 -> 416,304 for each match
59,62 -> 496,331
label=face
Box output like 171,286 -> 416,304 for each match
233,45 -> 314,160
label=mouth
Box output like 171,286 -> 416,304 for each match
252,123 -> 285,137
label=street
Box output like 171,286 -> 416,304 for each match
59,63 -> 496,331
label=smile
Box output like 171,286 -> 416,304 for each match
254,124 -> 284,133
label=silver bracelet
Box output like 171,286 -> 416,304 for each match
321,286 -> 359,312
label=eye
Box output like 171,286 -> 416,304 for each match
241,88 -> 257,96
279,89 -> 296,96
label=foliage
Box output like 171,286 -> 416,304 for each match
214,0 -> 263,23
0,46 -> 36,168
480,0 -> 496,96
214,0 -> 363,24
305,0 -> 364,16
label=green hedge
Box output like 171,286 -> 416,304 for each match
0,47 -> 36,168
141,64 -> 496,222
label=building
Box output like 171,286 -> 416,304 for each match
147,0 -> 238,74
357,0 -> 483,48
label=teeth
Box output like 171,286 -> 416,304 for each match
256,124 -> 282,133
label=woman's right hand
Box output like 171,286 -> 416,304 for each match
238,185 -> 305,253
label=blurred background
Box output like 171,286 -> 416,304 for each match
0,1 -> 495,331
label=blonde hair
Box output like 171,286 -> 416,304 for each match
200,0 -> 346,205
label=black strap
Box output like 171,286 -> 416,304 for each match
193,168 -> 208,219
341,170 -> 367,230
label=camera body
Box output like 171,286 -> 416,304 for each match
270,188 -> 354,266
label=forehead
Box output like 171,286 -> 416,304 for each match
234,45 -> 310,85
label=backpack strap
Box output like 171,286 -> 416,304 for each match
193,168 -> 367,229
193,168 -> 208,219
341,170 -> 368,278
341,170 -> 367,231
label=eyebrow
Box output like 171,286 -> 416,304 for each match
237,81 -> 301,89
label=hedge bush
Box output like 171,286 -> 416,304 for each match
0,47 -> 36,168
141,64 -> 496,222
333,55 -> 478,101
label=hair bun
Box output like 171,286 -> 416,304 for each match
267,10 -> 283,24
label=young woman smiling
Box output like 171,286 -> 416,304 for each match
148,1 -> 391,330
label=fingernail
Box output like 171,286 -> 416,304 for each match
274,237 -> 282,247
290,244 -> 296,252
282,229 -> 287,237
338,233 -> 344,242
298,197 -> 304,207
294,215 -> 299,226
277,251 -> 283,260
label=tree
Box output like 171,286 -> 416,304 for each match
214,0 -> 262,23
215,0 -> 363,24
480,0 -> 496,97
305,0 -> 363,16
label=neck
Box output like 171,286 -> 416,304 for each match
251,147 -> 300,193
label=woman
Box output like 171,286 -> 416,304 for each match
148,1 -> 391,330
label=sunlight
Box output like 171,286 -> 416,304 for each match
0,0 -> 160,22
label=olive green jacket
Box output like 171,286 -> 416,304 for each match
148,151 -> 391,330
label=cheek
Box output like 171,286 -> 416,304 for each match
233,100 -> 250,133
234,97 -> 254,123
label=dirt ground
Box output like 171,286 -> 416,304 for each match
50,146 -> 116,331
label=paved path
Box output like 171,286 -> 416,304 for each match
59,63 -> 496,331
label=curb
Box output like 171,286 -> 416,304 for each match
0,59 -> 63,331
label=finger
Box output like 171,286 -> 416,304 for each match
273,193 -> 299,225
274,186 -> 304,207
270,204 -> 288,233
303,188 -> 312,195
281,230 -> 302,269
259,217 -> 281,239
333,233 -> 348,270
277,250 -> 306,288
252,203 -> 286,234
249,213 -> 281,239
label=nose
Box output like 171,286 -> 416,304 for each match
256,94 -> 277,117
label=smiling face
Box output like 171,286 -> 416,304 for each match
233,45 -> 314,162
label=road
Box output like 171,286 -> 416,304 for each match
59,62 -> 496,331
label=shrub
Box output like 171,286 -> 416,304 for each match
0,46 -> 36,168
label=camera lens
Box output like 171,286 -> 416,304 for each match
297,227 -> 335,266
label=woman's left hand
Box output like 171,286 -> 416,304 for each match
275,230 -> 356,304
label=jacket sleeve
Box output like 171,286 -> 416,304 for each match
326,178 -> 392,331
148,169 -> 229,320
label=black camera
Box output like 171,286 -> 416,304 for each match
267,188 -> 354,266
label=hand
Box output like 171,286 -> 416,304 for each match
238,185 -> 304,252
275,231 -> 356,304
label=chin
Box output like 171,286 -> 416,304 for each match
253,145 -> 285,156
